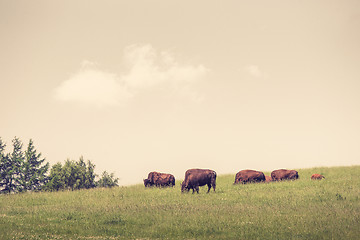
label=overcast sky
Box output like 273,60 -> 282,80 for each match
1,0 -> 360,185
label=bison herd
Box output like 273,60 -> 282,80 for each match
143,168 -> 325,193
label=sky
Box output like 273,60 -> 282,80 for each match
1,0 -> 360,185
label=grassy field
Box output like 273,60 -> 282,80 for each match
0,166 -> 359,239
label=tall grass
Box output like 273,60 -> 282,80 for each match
0,166 -> 359,239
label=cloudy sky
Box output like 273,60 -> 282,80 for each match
1,0 -> 360,185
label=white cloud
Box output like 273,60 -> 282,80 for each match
54,62 -> 132,107
54,44 -> 209,107
244,65 -> 267,78
122,44 -> 209,88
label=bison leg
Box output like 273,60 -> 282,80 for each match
192,186 -> 199,194
207,184 -> 211,193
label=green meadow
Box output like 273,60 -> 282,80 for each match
0,166 -> 359,239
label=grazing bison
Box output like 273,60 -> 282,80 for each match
181,168 -> 216,194
234,170 -> 265,184
143,171 -> 160,187
143,171 -> 175,187
155,173 -> 175,187
271,169 -> 299,181
265,175 -> 272,183
311,174 -> 325,180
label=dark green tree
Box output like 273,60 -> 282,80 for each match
19,139 -> 49,191
12,137 -> 25,192
74,157 -> 86,189
45,162 -> 65,191
0,137 -> 24,193
75,157 -> 96,189
45,157 -> 97,191
62,159 -> 78,190
85,159 -> 96,189
97,171 -> 119,188
1,137 -> 50,193
0,138 -> 10,193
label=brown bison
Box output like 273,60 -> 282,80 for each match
181,168 -> 216,194
265,175 -> 272,183
234,170 -> 265,184
311,174 -> 325,180
144,171 -> 160,187
271,169 -> 299,181
143,171 -> 175,187
155,173 -> 175,187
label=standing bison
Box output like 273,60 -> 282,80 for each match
234,170 -> 265,184
144,171 -> 160,187
181,168 -> 216,194
311,174 -> 325,180
271,169 -> 299,181
155,173 -> 176,187
143,171 -> 175,187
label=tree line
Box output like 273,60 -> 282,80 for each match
0,137 -> 118,194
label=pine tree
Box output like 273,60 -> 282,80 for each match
12,137 -> 25,192
20,139 -> 49,191
0,137 -> 25,193
0,138 -> 9,193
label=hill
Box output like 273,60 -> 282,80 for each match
0,166 -> 359,239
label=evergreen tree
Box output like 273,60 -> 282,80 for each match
20,139 -> 49,191
0,138 -> 9,193
0,137 -> 24,193
12,137 -> 25,192
1,137 -> 50,193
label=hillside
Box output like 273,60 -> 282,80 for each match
0,166 -> 359,239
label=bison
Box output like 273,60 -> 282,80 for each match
181,168 -> 216,194
311,174 -> 325,180
271,169 -> 299,181
155,173 -> 175,187
234,170 -> 265,184
143,171 -> 175,187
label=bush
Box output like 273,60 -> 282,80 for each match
96,171 -> 119,188
45,157 -> 97,191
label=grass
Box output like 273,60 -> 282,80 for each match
0,166 -> 359,239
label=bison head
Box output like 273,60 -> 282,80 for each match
289,170 -> 299,180
143,179 -> 151,187
181,181 -> 189,193
181,181 -> 190,193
